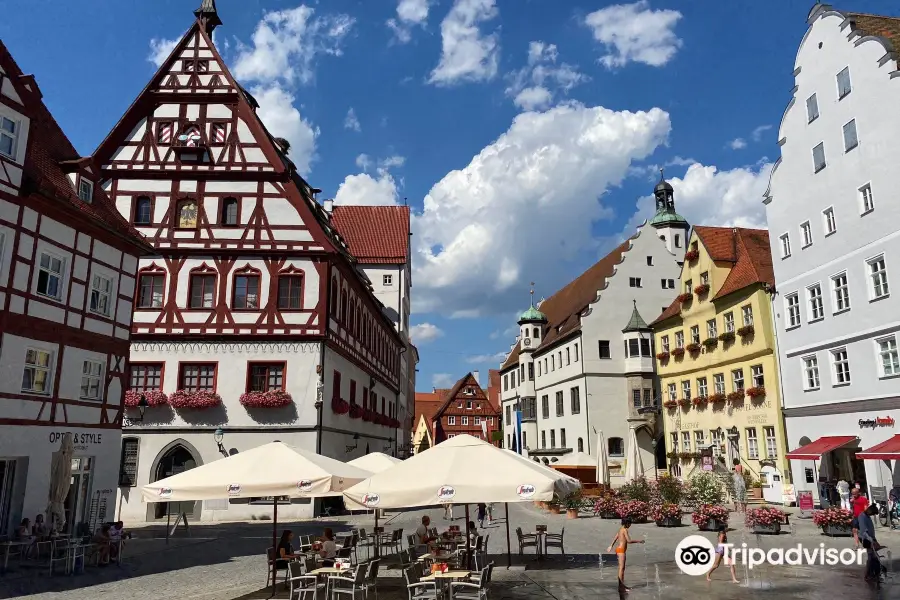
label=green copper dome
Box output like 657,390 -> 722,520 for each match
519,305 -> 547,323
649,209 -> 688,227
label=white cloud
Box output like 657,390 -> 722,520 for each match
465,351 -> 509,364
627,155 -> 697,180
506,41 -> 588,111
432,373 -> 455,388
344,107 -> 361,132
728,138 -> 747,150
412,102 -> 671,316
334,171 -> 400,206
585,1 -> 683,69
379,155 -> 406,169
148,38 -> 178,67
355,154 -> 372,171
252,84 -> 319,176
428,0 -> 500,86
387,0 -> 431,43
233,5 -> 354,86
751,125 -> 772,142
410,322 -> 444,344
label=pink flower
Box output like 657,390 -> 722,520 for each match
169,389 -> 221,410
239,390 -> 293,408
124,390 -> 168,407
692,504 -> 729,525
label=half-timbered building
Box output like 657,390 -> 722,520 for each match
0,42 -> 150,535
93,2 -> 406,521
431,373 -> 501,446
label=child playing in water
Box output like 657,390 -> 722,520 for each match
606,518 -> 644,592
706,525 -> 739,583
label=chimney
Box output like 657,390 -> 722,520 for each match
323,199 -> 334,214
472,370 -> 480,386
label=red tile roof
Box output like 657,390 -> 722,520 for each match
0,42 -> 149,251
501,237 -> 634,370
845,12 -> 900,70
413,389 -> 449,431
331,205 -> 410,265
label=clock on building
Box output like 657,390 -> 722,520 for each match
523,338 -> 531,347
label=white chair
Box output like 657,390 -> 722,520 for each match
266,546 -> 289,588
288,561 -> 319,600
48,539 -> 70,575
360,558 -> 380,600
449,566 -> 489,600
404,566 -> 440,600
330,562 -> 367,600
468,562 -> 493,587
357,528 -> 375,560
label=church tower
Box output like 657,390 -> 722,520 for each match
649,170 -> 689,258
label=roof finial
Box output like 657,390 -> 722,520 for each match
659,167 -> 664,181
530,282 -> 535,307
195,0 -> 222,36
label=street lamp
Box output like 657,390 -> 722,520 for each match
128,394 -> 151,423
651,437 -> 658,480
346,433 -> 359,453
214,428 -> 228,457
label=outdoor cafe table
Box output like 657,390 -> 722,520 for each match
309,565 -> 351,596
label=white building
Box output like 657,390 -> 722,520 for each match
91,3 -> 409,522
0,41 -> 150,535
764,4 -> 900,505
499,176 -> 688,484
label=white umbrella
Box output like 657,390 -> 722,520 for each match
501,449 -> 582,487
624,427 -> 643,481
555,452 -> 596,468
596,430 -> 610,486
47,434 -> 74,532
347,452 -> 402,474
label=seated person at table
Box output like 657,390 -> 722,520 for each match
110,521 -> 130,541
32,514 -> 48,538
416,516 -> 436,547
15,518 -> 36,557
319,528 -> 338,566
92,524 -> 112,565
276,530 -> 300,568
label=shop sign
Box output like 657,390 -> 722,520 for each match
516,484 -> 536,499
48,432 -> 104,447
363,493 -> 381,508
859,416 -> 895,429
798,491 -> 814,511
782,484 -> 796,504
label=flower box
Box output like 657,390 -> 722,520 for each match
656,351 -> 670,361
671,347 -> 685,358
746,386 -> 766,399
694,284 -> 710,296
746,507 -> 786,534
677,398 -> 690,408
692,396 -> 708,407
656,516 -> 682,527
718,331 -> 736,343
676,293 -> 693,304
616,500 -> 650,522
678,452 -> 701,460
692,505 -> 729,530
685,342 -> 702,354
239,390 -> 293,408
708,393 -> 726,404
599,512 -> 619,519
684,250 -> 700,262
362,408 -> 373,422
663,400 -> 677,409
331,397 -> 350,415
737,324 -> 755,337
823,524 -> 852,537
593,494 -> 619,518
702,338 -> 718,349
651,503 -> 682,526
726,391 -> 745,403
169,390 -> 221,410
813,507 -> 852,534
698,518 -> 726,531
665,450 -> 678,459
751,523 -> 781,534
349,403 -> 363,419
124,390 -> 168,407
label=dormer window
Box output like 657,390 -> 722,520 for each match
0,117 -> 18,159
78,178 -> 93,203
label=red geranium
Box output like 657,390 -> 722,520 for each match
169,390 -> 221,410
349,403 -> 363,419
331,397 -> 350,415
124,390 -> 168,407
239,390 -> 293,408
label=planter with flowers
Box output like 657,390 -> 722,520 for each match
666,450 -> 679,460
812,508 -> 853,537
651,503 -> 683,527
616,500 -> 650,523
737,324 -> 755,338
331,397 -> 350,415
684,250 -> 700,262
169,389 -> 222,410
362,408 -> 373,422
686,342 -> 702,355
692,504 -> 729,531
663,400 -> 678,409
702,338 -> 718,350
676,293 -> 693,304
593,493 -> 620,519
671,347 -> 685,358
708,393 -> 726,404
677,398 -> 691,408
124,390 -> 168,407
727,391 -> 745,404
718,331 -> 736,344
746,507 -> 786,534
656,351 -> 670,362
239,390 -> 293,408
692,396 -> 708,408
349,403 -> 363,419
564,491 -> 583,519
694,283 -> 710,296
746,386 -> 766,399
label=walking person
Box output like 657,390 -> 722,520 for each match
476,503 -> 487,528
606,518 -> 644,593
443,503 -> 453,520
486,503 -> 494,524
857,504 -> 884,584
731,466 -> 747,513
837,478 -> 851,511
851,488 -> 869,548
706,525 -> 739,583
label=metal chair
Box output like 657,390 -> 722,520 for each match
360,558 -> 380,600
357,528 -> 375,560
380,529 -> 403,556
515,528 -> 538,556
468,562 -> 493,586
330,562 -> 367,600
288,561 -> 319,600
404,566 -> 440,600
298,535 -> 313,553
544,527 -> 565,559
48,539 -> 70,575
449,566 -> 489,600
266,546 -> 290,587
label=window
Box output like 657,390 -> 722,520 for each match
640,338 -> 651,356
661,278 -> 675,289
697,377 -> 708,397
189,272 -> 216,308
550,430 -> 556,448
742,305 -> 753,326
80,360 -> 103,400
503,374 -> 508,391
22,349 -> 51,394
670,433 -> 678,453
643,389 -> 652,407
837,66 -> 852,99
134,196 -> 152,225
831,348 -> 851,385
746,428 -> 759,460
555,391 -> 564,417
78,178 -> 94,203
474,416 -> 481,425
813,142 -> 826,173
711,429 -> 724,452
681,380 -> 691,400
667,382 -> 677,401
629,277 -> 642,288
138,272 -> 165,308
565,348 -> 571,365
560,429 -> 567,448
608,437 -> 624,457
449,416 -> 456,426
220,197 -> 238,226
462,416 -> 469,426
690,325 -> 700,344
233,273 -> 260,309
660,335 -> 669,353
536,363 -> 541,377
684,279 -> 693,294
764,427 -> 777,459
89,274 -> 113,316
156,121 -> 173,145
248,363 -> 284,392
180,364 -> 216,391
577,438 -> 584,452
528,363 -> 534,380
383,274 -> 393,286
570,387 -> 580,414
541,395 -> 549,419
574,343 -> 579,362
823,207 -> 836,235
751,364 -> 764,388
877,336 -> 900,377
129,364 -> 162,391
832,273 -> 849,313
780,233 -> 791,258
706,319 -> 717,339
675,331 -> 684,348
732,368 -> 744,391
860,183 -> 874,214
505,405 -> 510,425
803,355 -> 820,390
695,430 -> 705,449
681,432 -> 691,452
843,119 -> 858,152
37,252 -> 64,300
119,438 -> 140,487
801,221 -> 813,248
211,123 -> 227,144
278,275 -> 303,309
598,340 -> 610,359
868,255 -> 889,299
724,312 -> 735,333
785,293 -> 801,328
175,199 -> 199,228
0,116 -> 18,158
674,234 -> 681,248
541,431 -> 546,449
806,93 -> 819,123
646,256 -> 653,266
807,283 -> 823,321
627,339 -> 639,357
632,389 -> 641,410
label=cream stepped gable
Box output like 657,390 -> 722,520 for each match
92,2 -> 406,522
765,4 -> 900,506
499,175 -> 689,484
0,42 -> 150,535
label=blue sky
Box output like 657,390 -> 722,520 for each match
2,0 -> 896,391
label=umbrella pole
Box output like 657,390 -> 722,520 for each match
374,509 -> 380,558
505,503 -> 511,569
270,498 -> 278,597
464,504 -> 471,571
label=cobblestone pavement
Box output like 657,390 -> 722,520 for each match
1,503 -> 898,599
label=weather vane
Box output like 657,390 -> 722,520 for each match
530,282 -> 535,305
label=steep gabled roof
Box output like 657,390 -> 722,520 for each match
501,237 -> 634,370
432,373 -> 494,419
413,391 -> 444,431
844,12 -> 900,70
331,205 -> 410,265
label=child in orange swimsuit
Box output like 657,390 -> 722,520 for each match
606,518 -> 643,592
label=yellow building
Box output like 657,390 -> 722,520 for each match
651,227 -> 789,503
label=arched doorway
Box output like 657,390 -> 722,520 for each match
152,443 -> 200,520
